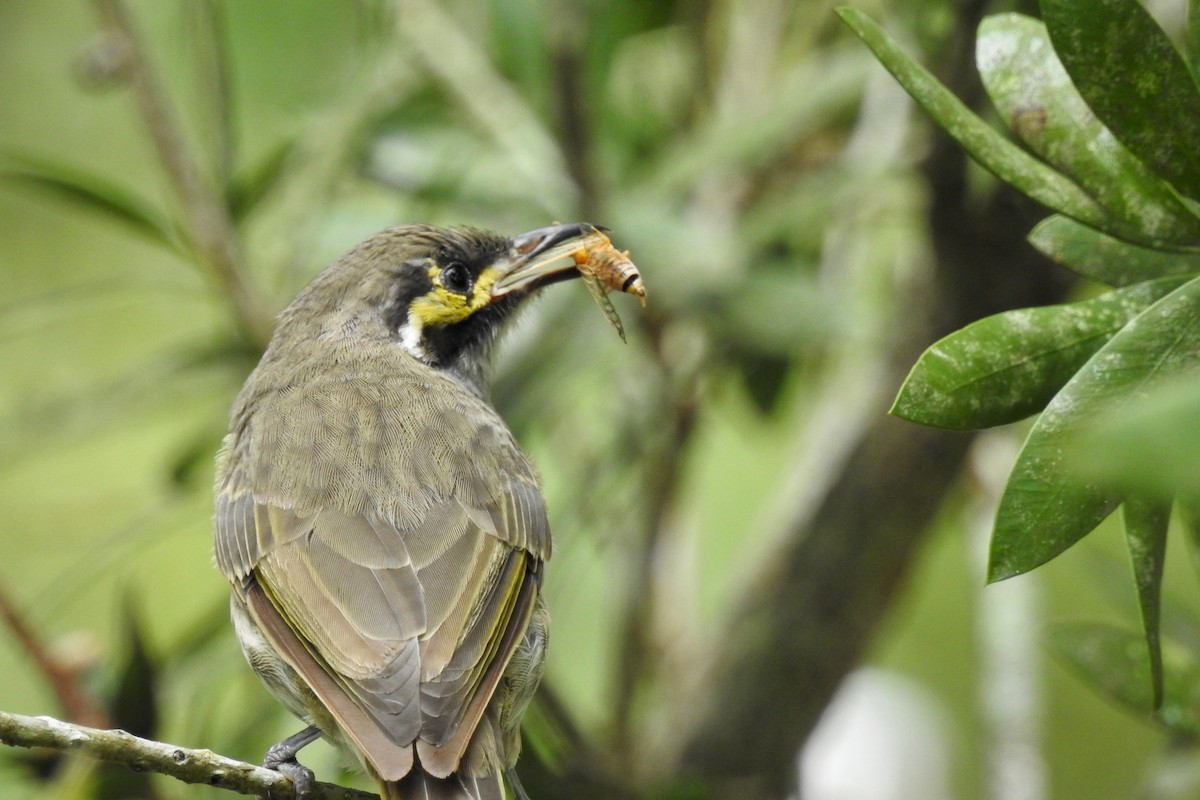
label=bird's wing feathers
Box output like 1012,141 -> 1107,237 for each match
216,478 -> 546,780
418,551 -> 539,778
245,576 -> 416,781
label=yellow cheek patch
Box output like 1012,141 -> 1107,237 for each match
410,266 -> 501,327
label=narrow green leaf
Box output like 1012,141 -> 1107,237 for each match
98,594 -> 158,800
1050,622 -> 1200,736
1186,504 -> 1200,590
836,8 -> 1111,229
978,14 -> 1200,244
1123,497 -> 1171,709
990,275 -> 1200,581
168,428 -> 222,489
1040,0 -> 1200,201
1,155 -> 181,250
891,277 -> 1187,431
1190,1 -> 1200,75
1029,215 -> 1200,287
226,138 -> 296,222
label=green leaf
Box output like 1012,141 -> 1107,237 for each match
891,277 -> 1187,431
1069,372 -> 1200,502
1190,1 -> 1200,74
989,275 -> 1200,581
978,14 -> 1200,244
1029,215 -> 1200,287
1123,497 -> 1171,709
168,427 -> 223,489
97,593 -> 158,799
1050,622 -> 1200,736
1186,504 -> 1200,588
225,138 -> 296,222
1040,0 -> 1200,202
1,155 -> 181,250
836,8 -> 1111,229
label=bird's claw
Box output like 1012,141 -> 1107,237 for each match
263,726 -> 321,799
263,748 -> 315,799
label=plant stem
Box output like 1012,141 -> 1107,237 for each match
91,0 -> 274,349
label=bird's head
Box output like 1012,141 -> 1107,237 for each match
269,222 -> 595,394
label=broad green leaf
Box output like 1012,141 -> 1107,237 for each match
1,155 -> 181,251
1050,622 -> 1200,735
1069,373 -> 1200,502
891,277 -> 1187,431
1030,215 -> 1200,287
978,14 -> 1200,244
835,8 -> 1111,229
1123,497 -> 1171,709
1040,0 -> 1200,202
990,275 -> 1200,581
1068,547 -> 1200,652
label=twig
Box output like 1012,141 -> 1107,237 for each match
90,0 -> 274,349
0,580 -> 109,730
0,711 -> 377,800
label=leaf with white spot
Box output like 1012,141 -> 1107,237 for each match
891,277 -> 1188,431
978,14 -> 1200,244
1040,0 -> 1200,201
990,275 -> 1200,581
1029,215 -> 1200,287
836,8 -> 1112,229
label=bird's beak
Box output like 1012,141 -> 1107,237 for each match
490,222 -> 603,298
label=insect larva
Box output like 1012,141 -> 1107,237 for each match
571,227 -> 646,341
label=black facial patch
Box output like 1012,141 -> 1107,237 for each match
385,226 -> 519,369
383,260 -> 435,332
418,300 -> 512,367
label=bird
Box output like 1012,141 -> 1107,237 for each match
213,222 -> 597,800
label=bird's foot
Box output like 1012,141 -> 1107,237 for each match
263,725 -> 321,799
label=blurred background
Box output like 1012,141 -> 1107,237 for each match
0,1 -> 1189,798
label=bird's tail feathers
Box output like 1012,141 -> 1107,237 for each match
381,769 -> 503,800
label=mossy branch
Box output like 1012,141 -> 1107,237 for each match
0,710 -> 377,800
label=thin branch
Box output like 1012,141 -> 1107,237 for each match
0,580 -> 109,730
0,711 -> 377,800
90,0 -> 274,349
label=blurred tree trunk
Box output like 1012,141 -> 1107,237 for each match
675,2 -> 1070,798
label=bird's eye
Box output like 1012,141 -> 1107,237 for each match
440,262 -> 472,295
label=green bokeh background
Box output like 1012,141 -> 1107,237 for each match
0,2 -> 1183,798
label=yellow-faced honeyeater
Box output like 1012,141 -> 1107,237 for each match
214,223 -> 605,800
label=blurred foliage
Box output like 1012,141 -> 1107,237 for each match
0,0 -> 1194,799
849,0 -> 1200,758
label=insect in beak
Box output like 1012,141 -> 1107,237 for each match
491,222 -> 647,341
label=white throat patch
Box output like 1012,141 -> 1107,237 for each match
398,310 -> 427,359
